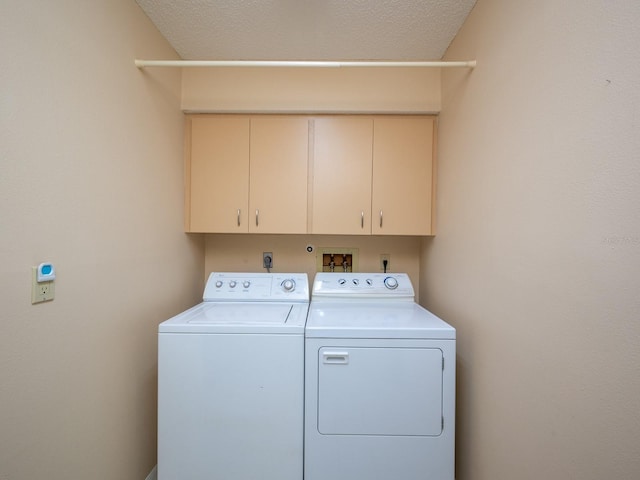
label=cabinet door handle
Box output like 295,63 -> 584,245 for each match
380,209 -> 383,228
237,209 -> 241,227
361,211 -> 364,229
256,209 -> 259,227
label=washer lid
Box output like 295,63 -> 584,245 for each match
305,302 -> 455,339
159,302 -> 308,334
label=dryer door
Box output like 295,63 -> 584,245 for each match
317,346 -> 443,436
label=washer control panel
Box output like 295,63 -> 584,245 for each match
203,272 -> 309,302
312,273 -> 415,300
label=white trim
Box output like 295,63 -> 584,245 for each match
135,59 -> 476,69
144,464 -> 157,480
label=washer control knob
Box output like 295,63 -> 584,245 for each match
352,279 -> 359,285
282,279 -> 296,292
366,279 -> 373,286
338,278 -> 346,285
384,276 -> 399,290
229,280 -> 237,288
215,280 -> 223,288
243,281 -> 251,288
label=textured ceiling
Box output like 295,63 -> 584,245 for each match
135,0 -> 477,61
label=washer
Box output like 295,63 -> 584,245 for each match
304,273 -> 456,480
158,272 -> 309,480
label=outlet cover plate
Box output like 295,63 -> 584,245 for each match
32,267 -> 55,304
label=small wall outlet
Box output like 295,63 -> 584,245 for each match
380,254 -> 391,272
31,266 -> 55,304
263,252 -> 273,269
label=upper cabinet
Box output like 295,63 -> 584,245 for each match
371,116 -> 434,235
311,117 -> 373,235
187,115 -> 250,233
310,115 -> 435,235
249,116 -> 309,234
186,114 -> 435,236
185,115 -> 309,233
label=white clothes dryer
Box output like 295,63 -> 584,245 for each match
305,273 -> 456,480
158,272 -> 309,480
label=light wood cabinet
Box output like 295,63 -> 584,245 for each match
185,115 -> 309,233
311,116 -> 373,235
311,115 -> 435,235
186,114 -> 435,235
187,115 -> 250,233
249,116 -> 309,234
372,116 -> 434,235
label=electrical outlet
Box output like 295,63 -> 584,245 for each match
31,267 -> 55,304
263,252 -> 273,269
380,254 -> 391,272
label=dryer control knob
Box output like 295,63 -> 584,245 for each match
282,279 -> 296,292
243,281 -> 251,288
229,280 -> 237,288
384,276 -> 399,290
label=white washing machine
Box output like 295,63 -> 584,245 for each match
304,273 -> 456,480
158,272 -> 309,480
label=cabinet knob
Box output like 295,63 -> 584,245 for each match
237,209 -> 241,227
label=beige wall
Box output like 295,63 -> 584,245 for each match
0,2 -> 204,479
9,1 -> 638,479
204,234 -> 421,296
182,67 -> 441,113
421,0 -> 640,479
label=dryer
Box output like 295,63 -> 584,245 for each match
304,273 -> 456,480
158,272 -> 309,480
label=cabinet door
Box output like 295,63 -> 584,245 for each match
249,117 -> 309,234
372,117 -> 434,235
187,116 -> 250,233
311,117 -> 373,235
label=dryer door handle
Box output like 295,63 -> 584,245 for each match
322,351 -> 350,364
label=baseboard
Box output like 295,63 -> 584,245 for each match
145,465 -> 157,480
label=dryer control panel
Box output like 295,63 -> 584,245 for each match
203,272 -> 309,302
312,273 -> 415,301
